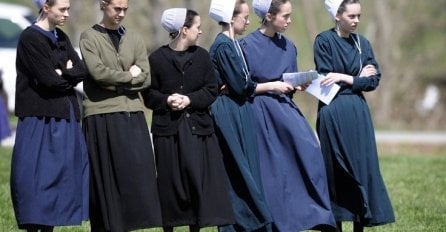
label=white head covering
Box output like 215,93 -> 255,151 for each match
325,0 -> 343,21
209,0 -> 237,24
253,0 -> 272,19
161,8 -> 187,33
33,0 -> 46,10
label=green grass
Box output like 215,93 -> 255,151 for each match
1,147 -> 445,231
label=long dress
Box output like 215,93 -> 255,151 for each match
144,45 -> 234,228
313,28 -> 395,226
239,30 -> 336,231
11,25 -> 89,229
209,33 -> 272,232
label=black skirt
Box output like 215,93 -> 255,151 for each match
153,116 -> 234,228
83,112 -> 162,231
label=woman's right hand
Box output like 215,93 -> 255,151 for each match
256,81 -> 295,95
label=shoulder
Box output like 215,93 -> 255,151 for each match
80,27 -> 98,40
355,33 -> 371,46
239,31 -> 258,44
210,34 -> 232,52
149,45 -> 168,61
192,46 -> 209,56
315,29 -> 335,42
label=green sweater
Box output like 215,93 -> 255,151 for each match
79,25 -> 150,117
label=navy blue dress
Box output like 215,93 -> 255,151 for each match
11,25 -> 89,229
239,30 -> 335,231
209,33 -> 272,232
313,28 -> 395,226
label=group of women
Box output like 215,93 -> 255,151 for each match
10,0 -> 395,231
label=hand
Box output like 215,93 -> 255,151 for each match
168,93 -> 190,111
269,81 -> 294,94
220,84 -> 229,95
66,60 -> 73,69
129,65 -> 142,77
320,73 -> 353,86
360,64 -> 377,77
295,81 -> 311,91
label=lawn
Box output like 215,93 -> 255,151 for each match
0,146 -> 445,231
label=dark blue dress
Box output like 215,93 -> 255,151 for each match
11,105 -> 89,228
209,33 -> 272,232
313,28 -> 395,226
239,30 -> 335,231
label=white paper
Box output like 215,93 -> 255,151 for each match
305,75 -> 340,105
283,71 -> 318,87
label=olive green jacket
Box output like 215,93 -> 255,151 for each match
79,25 -> 150,117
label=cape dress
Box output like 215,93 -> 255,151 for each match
239,30 -> 336,231
209,33 -> 273,232
313,28 -> 395,226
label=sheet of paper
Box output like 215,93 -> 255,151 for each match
283,71 -> 318,87
305,75 -> 340,105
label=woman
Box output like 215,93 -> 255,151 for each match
314,0 -> 395,231
10,0 -> 88,231
142,8 -> 234,232
238,0 -> 336,231
208,0 -> 272,231
79,0 -> 162,231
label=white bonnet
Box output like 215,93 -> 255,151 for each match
161,8 -> 187,33
209,0 -> 237,24
252,0 -> 272,19
33,0 -> 46,9
325,0 -> 343,21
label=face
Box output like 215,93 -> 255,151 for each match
44,0 -> 70,27
336,3 -> 361,34
183,15 -> 202,46
232,3 -> 250,35
267,1 -> 292,33
102,0 -> 129,27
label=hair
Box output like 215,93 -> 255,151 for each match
268,0 -> 289,16
337,0 -> 360,15
218,0 -> 247,26
169,9 -> 199,40
37,0 -> 56,17
260,0 -> 289,25
100,0 -> 130,10
233,0 -> 247,16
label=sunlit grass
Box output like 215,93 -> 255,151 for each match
1,146 -> 445,231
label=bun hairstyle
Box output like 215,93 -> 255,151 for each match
169,9 -> 199,40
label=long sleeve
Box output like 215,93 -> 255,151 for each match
351,39 -> 381,92
17,33 -> 73,92
213,42 -> 256,97
79,31 -> 133,88
60,36 -> 87,85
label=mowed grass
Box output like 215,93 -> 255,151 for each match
0,146 -> 445,231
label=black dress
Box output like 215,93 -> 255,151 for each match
143,45 -> 234,228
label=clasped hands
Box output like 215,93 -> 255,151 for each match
167,93 -> 191,111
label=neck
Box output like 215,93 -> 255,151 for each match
35,19 -> 55,31
335,25 -> 350,38
169,38 -> 189,51
259,26 -> 276,38
222,24 -> 234,40
99,21 -> 120,30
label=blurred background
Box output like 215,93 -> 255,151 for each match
0,0 -> 445,131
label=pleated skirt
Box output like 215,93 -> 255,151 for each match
153,115 -> 234,228
317,93 -> 395,226
11,108 -> 89,229
83,112 -> 162,231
